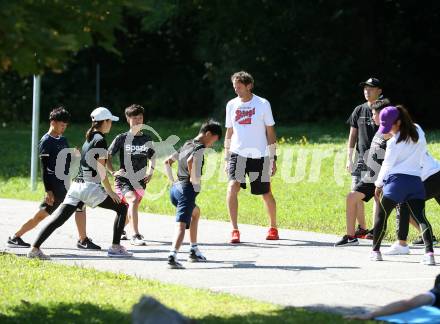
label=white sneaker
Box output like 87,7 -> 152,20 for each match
370,251 -> 383,261
131,234 -> 146,246
27,248 -> 51,260
108,245 -> 133,257
422,253 -> 436,266
383,242 -> 410,255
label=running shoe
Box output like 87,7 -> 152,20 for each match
383,242 -> 410,255
334,235 -> 359,247
120,230 -> 128,240
354,225 -> 369,239
230,229 -> 241,244
27,249 -> 50,260
131,234 -> 146,246
266,227 -> 279,240
77,237 -> 101,250
364,230 -> 374,240
7,236 -> 31,248
107,245 -> 133,257
370,251 -> 383,261
422,252 -> 436,266
412,235 -> 438,246
188,249 -> 207,262
168,255 -> 184,269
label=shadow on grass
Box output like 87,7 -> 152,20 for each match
198,305 -> 359,324
0,301 -> 130,324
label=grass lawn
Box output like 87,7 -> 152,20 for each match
0,120 -> 439,242
0,254 -> 361,324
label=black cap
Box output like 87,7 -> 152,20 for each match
359,77 -> 382,88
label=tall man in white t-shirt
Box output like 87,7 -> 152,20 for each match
224,71 -> 278,243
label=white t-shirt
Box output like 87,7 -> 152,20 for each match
225,94 -> 275,158
422,152 -> 440,181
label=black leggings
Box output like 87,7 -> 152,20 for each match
373,196 -> 433,253
397,197 -> 440,241
33,196 -> 127,248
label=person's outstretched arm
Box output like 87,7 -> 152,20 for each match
345,293 -> 433,320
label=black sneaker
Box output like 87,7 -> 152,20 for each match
77,237 -> 101,250
188,249 -> 207,262
7,236 -> 30,248
120,230 -> 128,240
354,225 -> 369,238
334,235 -> 359,247
167,255 -> 184,269
412,235 -> 438,246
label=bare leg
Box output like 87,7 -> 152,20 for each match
124,191 -> 140,235
355,200 -> 366,230
189,206 -> 200,244
171,222 -> 187,251
74,210 -> 87,241
227,181 -> 241,230
346,192 -> 366,236
15,209 -> 49,238
262,190 -> 276,228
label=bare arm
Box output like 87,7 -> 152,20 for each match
346,293 -> 433,320
164,155 -> 177,184
346,127 -> 358,173
188,154 -> 201,186
97,158 -> 120,203
224,127 -> 233,159
266,125 -> 277,176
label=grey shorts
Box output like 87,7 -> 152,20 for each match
63,181 -> 107,208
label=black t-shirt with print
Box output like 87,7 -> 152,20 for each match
363,131 -> 388,181
108,131 -> 155,174
175,139 -> 205,183
75,131 -> 108,183
347,102 -> 378,172
39,133 -> 70,191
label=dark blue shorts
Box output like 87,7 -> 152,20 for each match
170,181 -> 198,229
383,174 -> 426,203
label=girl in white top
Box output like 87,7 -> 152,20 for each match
371,105 -> 435,265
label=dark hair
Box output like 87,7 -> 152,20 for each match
125,104 -> 144,117
434,274 -> 440,291
231,71 -> 254,86
199,119 -> 222,138
85,120 -> 105,141
49,107 -> 70,122
395,105 -> 419,144
371,98 -> 390,112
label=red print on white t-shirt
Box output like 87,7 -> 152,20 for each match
235,108 -> 255,125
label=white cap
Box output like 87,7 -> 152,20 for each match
90,107 -> 119,122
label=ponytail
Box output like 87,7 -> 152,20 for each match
396,105 -> 419,143
85,120 -> 104,141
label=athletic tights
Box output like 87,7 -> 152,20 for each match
33,196 -> 127,248
373,196 -> 433,253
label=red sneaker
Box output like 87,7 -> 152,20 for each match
266,227 -> 279,240
230,229 -> 240,243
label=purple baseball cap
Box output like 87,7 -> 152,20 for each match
378,106 -> 400,134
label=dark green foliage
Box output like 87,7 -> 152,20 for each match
1,0 -> 440,126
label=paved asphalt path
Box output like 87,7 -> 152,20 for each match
1,198 -> 438,315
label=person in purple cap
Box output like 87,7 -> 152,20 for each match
27,107 -> 132,259
371,105 -> 435,265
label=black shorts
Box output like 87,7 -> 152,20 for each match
425,171 -> 440,202
353,181 -> 375,202
39,181 -> 67,214
115,176 -> 146,197
227,153 -> 271,195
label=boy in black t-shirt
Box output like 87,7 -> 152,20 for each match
345,77 -> 383,237
107,104 -> 156,246
164,120 -> 222,269
336,99 -> 391,246
7,107 -> 100,250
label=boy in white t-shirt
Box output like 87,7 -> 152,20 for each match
224,71 -> 278,243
